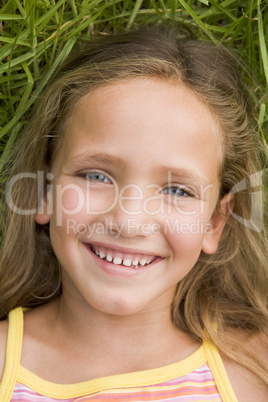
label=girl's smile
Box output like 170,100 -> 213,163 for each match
37,78 -> 227,315
84,241 -> 163,278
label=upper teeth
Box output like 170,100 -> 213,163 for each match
92,246 -> 154,268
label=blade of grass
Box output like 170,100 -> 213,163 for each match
257,0 -> 268,85
199,0 -> 238,20
0,36 -> 30,46
149,0 -> 163,17
0,73 -> 27,84
14,0 -> 26,18
258,103 -> 266,132
69,0 -> 78,17
63,10 -> 105,41
221,13 -> 247,41
177,0 -> 218,43
50,0 -> 60,25
158,0 -> 167,17
246,0 -> 256,72
15,62 -> 34,114
0,52 -> 35,73
0,123 -> 22,171
126,0 -> 144,30
259,102 -> 268,155
207,0 -> 237,22
0,14 -> 24,20
198,0 -> 209,6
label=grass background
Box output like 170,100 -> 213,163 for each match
0,0 -> 267,173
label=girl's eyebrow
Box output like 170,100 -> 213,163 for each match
71,151 -> 209,184
158,166 -> 211,185
70,151 -> 127,168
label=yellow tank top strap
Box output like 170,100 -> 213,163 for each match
0,307 -> 24,401
203,339 -> 238,402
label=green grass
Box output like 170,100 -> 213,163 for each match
0,0 -> 267,168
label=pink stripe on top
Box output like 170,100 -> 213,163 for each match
11,363 -> 222,401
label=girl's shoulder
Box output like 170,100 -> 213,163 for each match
222,331 -> 268,401
223,357 -> 268,401
0,319 -> 8,382
0,302 -> 55,384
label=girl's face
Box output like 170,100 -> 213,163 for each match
37,78 -> 228,316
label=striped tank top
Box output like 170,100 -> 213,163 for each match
0,307 -> 238,401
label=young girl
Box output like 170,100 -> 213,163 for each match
0,26 -> 267,401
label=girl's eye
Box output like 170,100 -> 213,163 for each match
161,186 -> 195,198
80,172 -> 112,184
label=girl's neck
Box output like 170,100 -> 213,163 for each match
54,294 -> 200,369
22,296 -> 201,383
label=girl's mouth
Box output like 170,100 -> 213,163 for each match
85,243 -> 159,269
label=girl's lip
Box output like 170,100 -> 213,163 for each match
83,243 -> 163,278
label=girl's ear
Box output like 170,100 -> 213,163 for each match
35,189 -> 52,225
201,193 -> 234,255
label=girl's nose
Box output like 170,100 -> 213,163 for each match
102,185 -> 160,239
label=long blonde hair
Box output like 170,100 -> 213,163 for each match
1,26 -> 268,383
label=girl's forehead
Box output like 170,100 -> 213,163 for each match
74,78 -> 222,149
78,77 -> 212,115
56,78 -> 223,182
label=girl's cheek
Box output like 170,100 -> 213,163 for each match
161,202 -> 213,247
53,185 -> 117,222
85,188 -> 118,215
